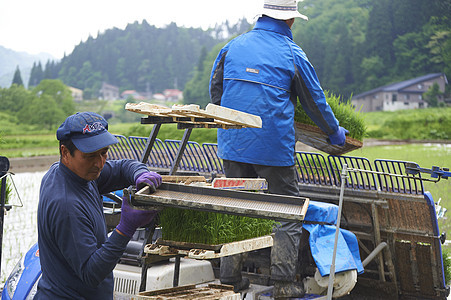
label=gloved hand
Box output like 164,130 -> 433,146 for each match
116,196 -> 157,237
135,171 -> 162,193
328,126 -> 349,146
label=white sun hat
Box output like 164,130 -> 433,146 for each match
260,0 -> 308,21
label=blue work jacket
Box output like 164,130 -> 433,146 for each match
209,16 -> 339,166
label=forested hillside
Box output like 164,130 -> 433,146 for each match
28,19 -> 251,98
292,0 -> 449,97
184,0 -> 450,107
28,0 -> 449,105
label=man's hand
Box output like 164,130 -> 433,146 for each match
135,171 -> 162,193
328,126 -> 349,147
116,196 -> 157,237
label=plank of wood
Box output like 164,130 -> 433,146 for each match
125,102 -> 171,115
144,235 -> 274,259
205,103 -> 262,128
161,175 -> 207,185
137,283 -> 239,299
124,102 -> 262,129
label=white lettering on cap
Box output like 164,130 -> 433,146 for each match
82,122 -> 105,134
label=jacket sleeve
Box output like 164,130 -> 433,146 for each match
291,47 -> 339,136
95,159 -> 149,194
209,46 -> 229,105
60,218 -> 130,288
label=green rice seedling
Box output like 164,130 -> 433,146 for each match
0,177 -> 12,205
294,91 -> 367,141
159,207 -> 276,245
443,248 -> 451,284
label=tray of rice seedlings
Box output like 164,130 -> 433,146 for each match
294,91 -> 366,155
158,207 -> 277,248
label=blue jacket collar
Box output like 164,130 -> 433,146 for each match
254,16 -> 293,40
58,161 -> 90,185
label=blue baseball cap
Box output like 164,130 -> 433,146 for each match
56,112 -> 118,153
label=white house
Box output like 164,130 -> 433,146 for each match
351,73 -> 448,112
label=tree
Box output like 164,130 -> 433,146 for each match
423,83 -> 442,108
365,0 -> 394,66
18,94 -> 66,129
0,84 -> 32,113
15,80 -> 74,128
31,79 -> 75,117
11,66 -> 23,86
183,42 -> 226,107
28,62 -> 44,87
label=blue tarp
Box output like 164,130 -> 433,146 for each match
102,189 -> 123,203
303,201 -> 364,276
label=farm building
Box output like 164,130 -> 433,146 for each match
351,73 -> 448,112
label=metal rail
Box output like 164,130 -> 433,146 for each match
109,137 -> 438,196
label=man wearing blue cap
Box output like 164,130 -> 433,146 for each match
210,0 -> 348,298
36,112 -> 161,299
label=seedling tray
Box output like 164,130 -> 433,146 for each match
131,183 -> 309,222
295,122 -> 363,156
145,235 -> 274,259
157,238 -> 223,252
136,283 -> 239,299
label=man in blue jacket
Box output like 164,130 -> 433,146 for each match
209,0 -> 348,298
36,112 -> 162,299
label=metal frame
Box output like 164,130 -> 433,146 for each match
202,143 -> 224,175
128,136 -> 173,169
108,134 -> 137,160
164,140 -> 212,173
0,156 -> 10,275
107,128 -> 448,297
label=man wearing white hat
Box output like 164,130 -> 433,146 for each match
210,0 -> 348,298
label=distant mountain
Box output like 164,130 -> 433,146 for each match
0,46 -> 55,88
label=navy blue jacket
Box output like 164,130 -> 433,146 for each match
36,160 -> 147,299
210,16 -> 339,166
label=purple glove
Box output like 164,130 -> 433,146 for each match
135,171 -> 162,193
328,126 -> 349,146
116,196 -> 157,237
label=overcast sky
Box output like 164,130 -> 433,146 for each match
0,0 -> 262,59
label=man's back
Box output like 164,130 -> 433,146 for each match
214,16 -> 300,167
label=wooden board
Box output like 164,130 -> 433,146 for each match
161,175 -> 207,185
295,122 -> 363,156
204,103 -> 262,128
125,102 -> 262,129
145,235 -> 274,259
136,284 -> 240,300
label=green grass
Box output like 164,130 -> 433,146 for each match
0,134 -> 60,157
443,248 -> 451,284
295,91 -> 367,141
159,207 -> 276,245
363,107 -> 451,140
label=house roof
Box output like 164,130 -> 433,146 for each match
121,90 -> 137,95
68,86 -> 83,93
101,82 -> 119,90
353,73 -> 447,99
